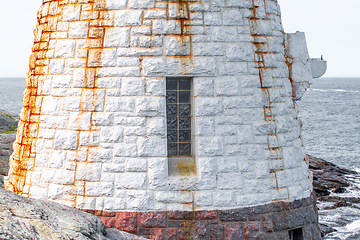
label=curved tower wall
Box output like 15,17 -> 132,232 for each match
6,0 -> 320,238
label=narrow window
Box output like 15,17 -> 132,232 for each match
166,78 -> 192,157
289,228 -> 303,240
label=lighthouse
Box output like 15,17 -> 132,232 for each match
5,0 -> 325,239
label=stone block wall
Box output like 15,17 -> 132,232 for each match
89,193 -> 321,239
6,0 -> 313,218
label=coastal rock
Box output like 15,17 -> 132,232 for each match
0,133 -> 16,176
0,112 -> 17,131
308,155 -> 357,196
0,188 -> 147,240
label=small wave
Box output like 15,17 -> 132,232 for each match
310,88 -> 360,93
346,220 -> 360,231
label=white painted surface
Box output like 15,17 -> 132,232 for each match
7,0 -> 315,211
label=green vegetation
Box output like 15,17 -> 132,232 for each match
4,113 -> 17,122
0,126 -> 17,134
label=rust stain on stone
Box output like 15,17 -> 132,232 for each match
177,159 -> 197,177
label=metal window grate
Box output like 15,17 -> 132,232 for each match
289,228 -> 303,240
166,78 -> 192,157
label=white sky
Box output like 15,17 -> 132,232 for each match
0,0 -> 359,78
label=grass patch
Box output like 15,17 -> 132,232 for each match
0,126 -> 17,134
4,113 -> 17,122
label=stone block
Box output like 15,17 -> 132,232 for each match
135,97 -> 165,117
144,10 -> 167,19
114,143 -> 138,157
76,163 -> 102,181
49,59 -> 65,75
69,21 -> 88,38
197,137 -> 224,157
104,27 -> 130,47
215,76 -> 240,96
195,98 -> 222,117
128,0 -> 155,9
146,78 -> 166,96
194,192 -> 213,207
193,42 -> 224,56
85,182 -> 114,197
210,27 -> 238,42
54,130 -> 78,150
88,148 -> 113,163
222,9 -> 243,26
116,173 -> 147,190
52,75 -> 73,88
48,150 -> 66,169
165,36 -> 191,56
105,97 -> 135,112
55,40 -> 76,58
150,229 -> 177,240
213,191 -> 235,207
125,158 -> 147,172
101,49 -> 117,67
139,211 -> 167,228
41,97 -> 60,115
210,224 -> 225,239
80,89 -> 105,112
224,223 -> 245,239
138,137 -> 166,157
218,173 -> 244,190
47,184 -> 63,200
29,186 -> 48,200
226,43 -> 254,62
62,5 -> 81,21
52,169 -> 75,185
217,157 -> 239,173
121,77 -> 145,96
126,191 -> 154,210
100,126 -> 123,143
147,117 -> 166,136
204,12 -> 222,25
115,10 -> 143,26
103,198 -> 126,211
168,3 -> 188,19
105,0 -> 127,10
68,112 -> 91,131
93,112 -> 114,126
115,212 -> 138,234
193,77 -> 214,97
148,158 -> 168,190
153,20 -> 181,35
195,117 -> 215,136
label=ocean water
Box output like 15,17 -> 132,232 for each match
299,78 -> 360,172
298,78 -> 360,240
0,77 -> 359,239
0,78 -> 26,115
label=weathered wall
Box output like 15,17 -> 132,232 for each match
6,0 -> 313,215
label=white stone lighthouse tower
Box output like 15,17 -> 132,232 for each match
6,0 -> 324,239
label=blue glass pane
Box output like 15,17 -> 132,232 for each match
166,91 -> 177,103
179,79 -> 190,90
168,143 -> 178,156
166,105 -> 177,116
166,79 -> 177,90
167,130 -> 177,142
179,143 -> 191,156
179,92 -> 190,103
179,130 -> 191,142
179,117 -> 190,129
179,104 -> 190,116
167,117 -> 177,130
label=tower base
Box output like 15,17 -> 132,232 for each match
84,193 -> 321,239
